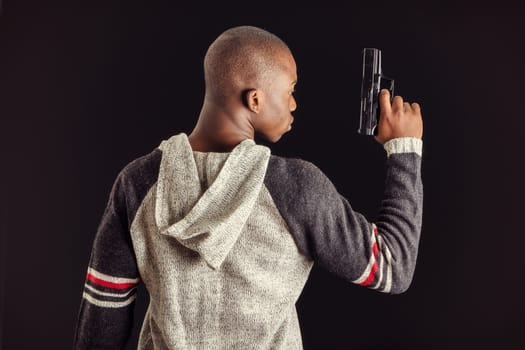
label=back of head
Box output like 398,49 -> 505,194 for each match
204,26 -> 291,104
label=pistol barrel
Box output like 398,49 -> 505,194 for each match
358,48 -> 382,135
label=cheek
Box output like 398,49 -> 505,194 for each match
278,95 -> 293,115
265,96 -> 287,117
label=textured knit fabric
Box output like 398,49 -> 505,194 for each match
73,133 -> 423,349
265,137 -> 423,294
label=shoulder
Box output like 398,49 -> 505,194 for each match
114,148 -> 163,195
120,148 -> 163,182
265,155 -> 338,204
266,155 -> 325,183
111,148 -> 163,214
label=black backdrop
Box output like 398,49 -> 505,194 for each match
2,1 -> 525,349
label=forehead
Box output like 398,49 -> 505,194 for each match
275,52 -> 297,80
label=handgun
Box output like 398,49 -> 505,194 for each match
358,48 -> 395,136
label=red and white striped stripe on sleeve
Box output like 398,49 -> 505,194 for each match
352,224 -> 393,293
82,267 -> 140,308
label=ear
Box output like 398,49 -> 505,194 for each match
244,89 -> 262,114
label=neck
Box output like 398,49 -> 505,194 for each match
188,100 -> 254,152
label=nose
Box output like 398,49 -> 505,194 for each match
290,95 -> 297,112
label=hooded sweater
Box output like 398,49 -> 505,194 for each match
73,133 -> 423,350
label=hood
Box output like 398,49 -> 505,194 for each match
155,133 -> 271,269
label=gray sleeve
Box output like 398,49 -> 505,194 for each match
73,149 -> 162,349
264,140 -> 423,294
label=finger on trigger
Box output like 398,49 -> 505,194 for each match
379,89 -> 391,114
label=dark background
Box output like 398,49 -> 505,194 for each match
2,1 -> 525,349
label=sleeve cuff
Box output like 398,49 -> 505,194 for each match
383,137 -> 423,157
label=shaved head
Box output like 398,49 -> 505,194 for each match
203,26 -> 292,104
189,26 -> 298,151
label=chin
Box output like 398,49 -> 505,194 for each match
265,134 -> 282,143
254,132 -> 280,145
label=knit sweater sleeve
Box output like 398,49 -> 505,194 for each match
264,137 -> 423,294
73,149 -> 162,349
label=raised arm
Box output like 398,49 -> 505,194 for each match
264,89 -> 423,294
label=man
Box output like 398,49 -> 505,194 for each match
73,26 -> 423,349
